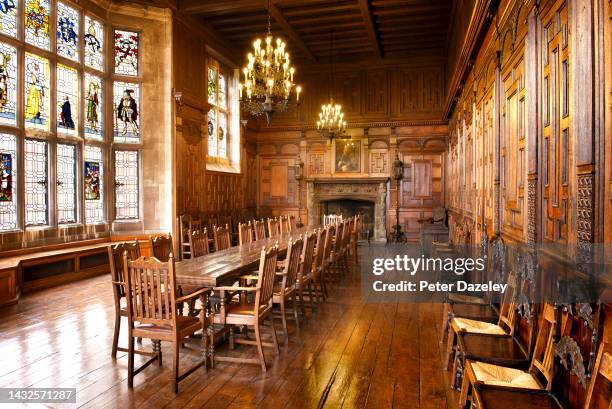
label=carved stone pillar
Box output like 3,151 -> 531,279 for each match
375,182 -> 388,241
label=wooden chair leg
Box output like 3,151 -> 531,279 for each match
292,295 -> 300,329
440,303 -> 450,342
308,282 -> 315,309
111,310 -> 120,359
445,327 -> 456,370
173,339 -> 180,394
127,335 -> 135,388
459,365 -> 471,407
280,298 -> 288,338
269,315 -> 280,355
254,322 -> 267,372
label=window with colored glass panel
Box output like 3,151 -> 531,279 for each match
24,138 -> 48,226
84,16 -> 104,71
114,150 -> 139,220
84,73 -> 103,139
113,81 -> 139,143
56,2 -> 79,61
207,58 -> 230,159
0,42 -> 17,126
114,30 -> 138,76
25,0 -> 50,50
85,145 -> 103,223
24,52 -> 50,131
57,64 -> 79,136
0,0 -> 18,38
0,133 -> 17,231
56,143 -> 76,224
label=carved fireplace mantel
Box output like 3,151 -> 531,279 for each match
306,177 -> 389,241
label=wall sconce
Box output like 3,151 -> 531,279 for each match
173,90 -> 183,107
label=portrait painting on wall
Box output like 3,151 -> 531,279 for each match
84,161 -> 100,200
0,152 -> 12,201
335,139 -> 360,173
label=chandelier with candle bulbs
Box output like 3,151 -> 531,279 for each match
239,4 -> 301,124
316,30 -> 346,141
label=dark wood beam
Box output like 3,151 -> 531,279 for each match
267,1 -> 316,61
357,0 -> 382,59
180,0 -> 261,14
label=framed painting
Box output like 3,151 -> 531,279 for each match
334,139 -> 360,173
0,152 -> 12,201
84,160 -> 100,200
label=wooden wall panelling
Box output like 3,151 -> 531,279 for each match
364,70 -> 388,116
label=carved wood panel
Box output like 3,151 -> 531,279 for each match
260,157 -> 297,206
365,70 -> 388,115
541,1 -> 571,243
369,150 -> 388,174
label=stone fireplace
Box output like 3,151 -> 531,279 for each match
306,178 -> 389,241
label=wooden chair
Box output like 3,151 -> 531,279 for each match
213,224 -> 231,252
108,240 -> 147,359
289,215 -> 297,231
311,228 -> 329,302
238,222 -> 253,245
253,220 -> 267,241
123,254 -> 210,393
272,236 -> 304,338
268,218 -> 281,237
320,224 -> 335,298
280,216 -> 291,234
150,234 -> 173,262
212,245 -> 281,372
459,303 -> 561,407
190,228 -> 209,258
296,230 -> 317,314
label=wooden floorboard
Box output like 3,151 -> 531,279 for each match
0,254 -> 458,409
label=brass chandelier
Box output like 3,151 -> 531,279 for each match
238,0 -> 301,124
316,30 -> 347,141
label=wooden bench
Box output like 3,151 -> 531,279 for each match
0,235 -> 161,307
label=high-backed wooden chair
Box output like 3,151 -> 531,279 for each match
123,254 -> 210,393
150,234 -> 173,262
279,216 -> 291,234
238,222 -> 253,245
311,228 -> 328,302
108,240 -> 146,359
213,224 -> 231,252
459,303 -> 561,406
297,230 -> 317,313
268,218 -> 281,237
190,228 -> 209,258
289,215 -> 297,231
273,236 -> 303,337
320,224 -> 335,297
253,220 -> 266,241
212,245 -> 280,372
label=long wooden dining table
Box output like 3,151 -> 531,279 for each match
174,226 -> 309,288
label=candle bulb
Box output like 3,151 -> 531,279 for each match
239,83 -> 243,98
296,86 -> 301,102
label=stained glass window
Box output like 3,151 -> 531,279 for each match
114,30 -> 138,76
24,138 -> 47,226
57,64 -> 79,136
25,0 -> 50,50
0,42 -> 17,126
218,112 -> 227,158
84,73 -> 103,139
207,58 -> 230,159
56,143 -> 76,223
0,0 -> 17,38
84,16 -> 104,71
114,150 -> 138,220
207,67 -> 217,105
0,133 -> 17,231
24,53 -> 49,131
85,145 -> 103,223
113,81 -> 139,142
57,2 -> 79,61
207,108 -> 216,156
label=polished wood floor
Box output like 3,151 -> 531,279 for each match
0,253 -> 457,409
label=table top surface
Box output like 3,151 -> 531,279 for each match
175,227 -> 310,288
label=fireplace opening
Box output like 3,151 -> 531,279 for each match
320,199 -> 375,238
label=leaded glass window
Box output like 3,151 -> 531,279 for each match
25,0 -> 50,50
114,30 -> 138,76
84,16 -> 103,71
84,73 -> 103,139
207,58 -> 230,159
113,81 -> 139,142
0,133 -> 17,231
56,2 -> 79,61
0,0 -> 17,38
0,42 -> 17,126
114,150 -> 138,220
84,145 -> 103,223
24,52 -> 50,131
56,143 -> 76,223
24,138 -> 47,226
57,64 -> 79,136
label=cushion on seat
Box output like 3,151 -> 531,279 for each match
470,361 -> 541,389
453,317 -> 507,335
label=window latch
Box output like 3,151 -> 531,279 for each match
115,181 -> 124,188
56,180 -> 63,186
37,179 -> 47,187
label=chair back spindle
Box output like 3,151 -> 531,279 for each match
254,245 -> 279,313
283,236 -> 304,290
109,240 -> 141,299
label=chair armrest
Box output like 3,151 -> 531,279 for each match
275,271 -> 287,276
240,275 -> 259,281
214,286 -> 258,292
111,280 -> 124,286
176,287 -> 211,304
